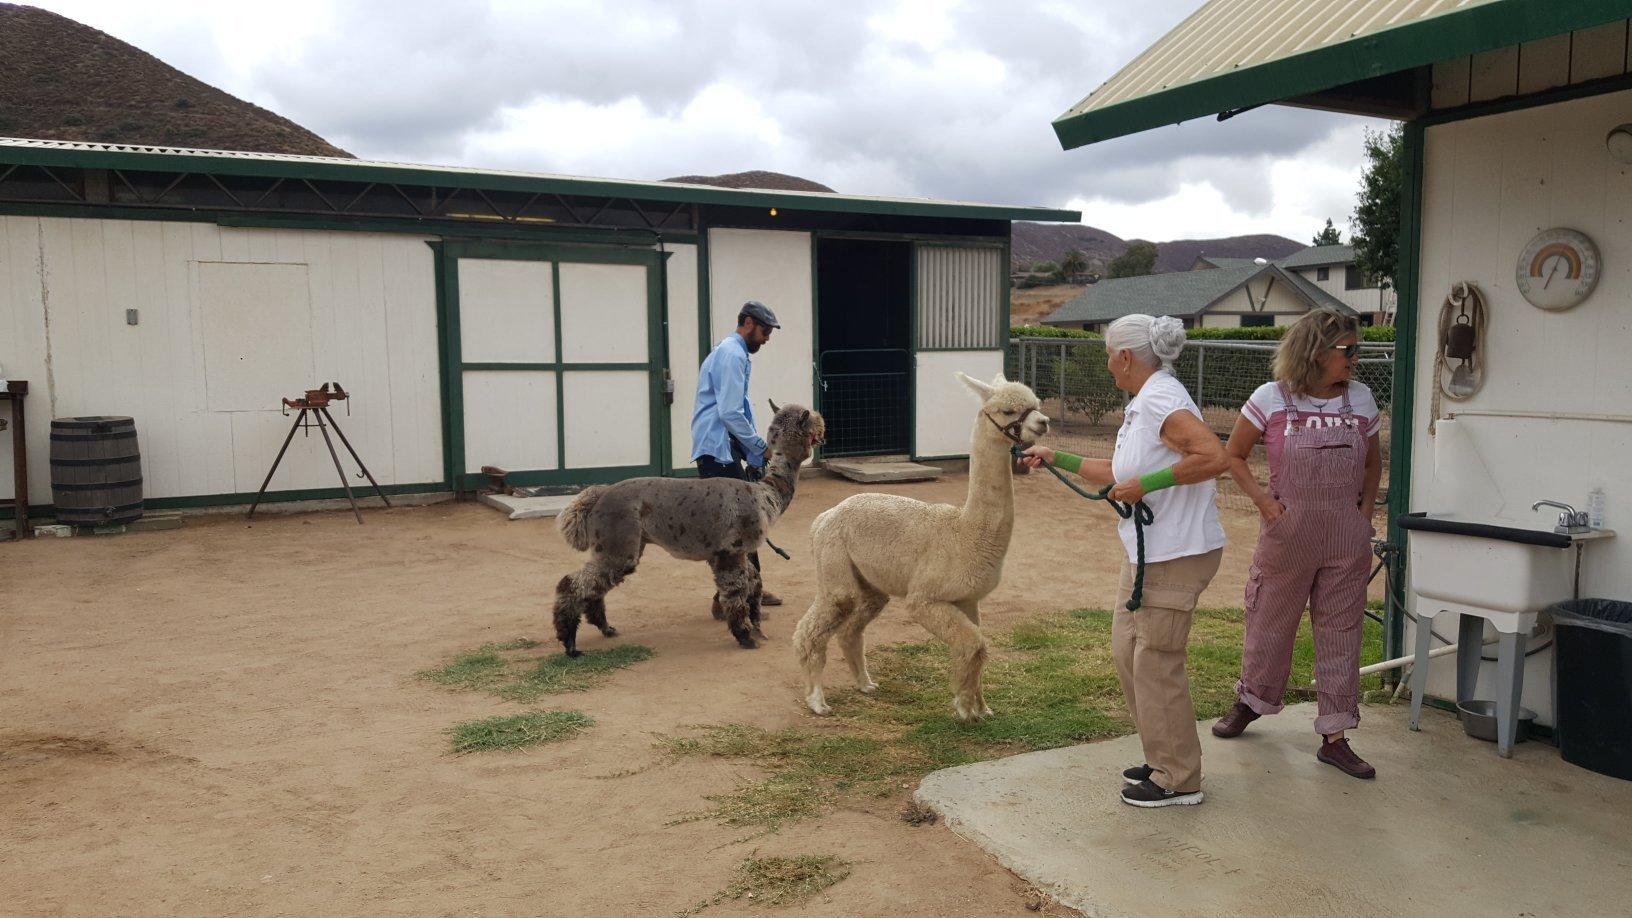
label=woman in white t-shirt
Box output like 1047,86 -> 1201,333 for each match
1020,314 -> 1229,809
1212,308 -> 1382,780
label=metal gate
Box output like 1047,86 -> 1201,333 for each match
817,348 -> 911,456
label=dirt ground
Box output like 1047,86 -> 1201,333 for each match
2,472 -> 1277,917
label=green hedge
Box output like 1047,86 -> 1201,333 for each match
1014,324 -> 1395,343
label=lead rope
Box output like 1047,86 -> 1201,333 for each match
1011,444 -> 1155,611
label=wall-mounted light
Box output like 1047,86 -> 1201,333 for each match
769,207 -> 778,217
1608,123 -> 1632,164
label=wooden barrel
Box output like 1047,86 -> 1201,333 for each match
50,416 -> 144,526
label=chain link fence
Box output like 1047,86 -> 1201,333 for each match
1009,337 -> 1395,512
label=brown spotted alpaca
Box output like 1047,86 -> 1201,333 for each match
552,403 -> 826,656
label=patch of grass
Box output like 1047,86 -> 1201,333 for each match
679,855 -> 851,916
669,606 -> 1386,830
419,639 -> 650,701
449,710 -> 593,754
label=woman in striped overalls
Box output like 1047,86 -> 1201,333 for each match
1213,309 -> 1382,779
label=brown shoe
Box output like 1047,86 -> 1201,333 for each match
1316,737 -> 1377,779
1211,701 -> 1260,738
760,591 -> 783,607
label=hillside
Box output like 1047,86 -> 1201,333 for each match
0,3 -> 350,156
662,170 -> 835,192
1012,221 -> 1302,274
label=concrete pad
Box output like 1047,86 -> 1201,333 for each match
478,492 -> 576,520
824,460 -> 942,483
916,703 -> 1632,918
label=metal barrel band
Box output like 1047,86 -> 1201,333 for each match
1011,444 -> 1155,611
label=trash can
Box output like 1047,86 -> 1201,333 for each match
1547,598 -> 1632,782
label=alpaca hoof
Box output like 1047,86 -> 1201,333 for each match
806,694 -> 832,716
599,626 -> 618,638
736,635 -> 760,650
857,681 -> 879,695
953,698 -> 987,722
751,626 -> 769,641
564,648 -> 583,659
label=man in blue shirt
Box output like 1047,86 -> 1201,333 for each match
691,300 -> 782,605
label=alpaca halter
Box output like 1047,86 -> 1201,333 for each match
983,406 -> 1039,444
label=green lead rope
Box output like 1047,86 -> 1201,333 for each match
1013,445 -> 1156,612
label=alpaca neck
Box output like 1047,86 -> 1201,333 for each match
958,423 -> 1014,536
757,451 -> 802,518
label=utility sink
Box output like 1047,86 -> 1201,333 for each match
1397,512 -> 1613,614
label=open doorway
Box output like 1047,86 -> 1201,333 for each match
816,238 -> 912,456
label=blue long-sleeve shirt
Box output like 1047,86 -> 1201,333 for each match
690,333 -> 767,468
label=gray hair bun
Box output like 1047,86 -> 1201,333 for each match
1148,315 -> 1187,364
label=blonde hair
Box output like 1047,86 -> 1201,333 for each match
1273,308 -> 1362,396
1106,314 -> 1186,369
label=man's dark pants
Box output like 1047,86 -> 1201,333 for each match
695,455 -> 762,575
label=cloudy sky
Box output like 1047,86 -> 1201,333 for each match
31,0 -> 1388,243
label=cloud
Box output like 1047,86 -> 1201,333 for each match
29,0 -> 1389,242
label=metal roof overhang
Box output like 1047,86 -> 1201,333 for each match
0,137 -> 1079,223
1053,0 -> 1632,150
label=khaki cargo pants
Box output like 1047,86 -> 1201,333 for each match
1112,547 -> 1223,794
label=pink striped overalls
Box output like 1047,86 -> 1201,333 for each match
1237,384 -> 1372,736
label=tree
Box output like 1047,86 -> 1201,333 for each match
1106,240 -> 1158,278
1351,124 -> 1403,289
1060,249 -> 1089,278
1312,218 -> 1343,246
1032,260 -> 1059,276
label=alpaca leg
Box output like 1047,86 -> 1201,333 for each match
903,596 -> 991,722
838,589 -> 888,694
955,599 -> 992,717
747,565 -> 768,641
553,557 -> 635,657
710,552 -> 759,649
792,595 -> 848,715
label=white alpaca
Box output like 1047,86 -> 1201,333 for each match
792,371 -> 1048,721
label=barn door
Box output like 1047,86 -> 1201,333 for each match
912,243 -> 1006,459
439,243 -> 665,490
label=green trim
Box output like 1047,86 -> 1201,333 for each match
153,481 -> 444,511
644,256 -> 666,477
461,361 -> 650,372
909,242 -> 920,459
434,243 -> 464,489
456,465 -> 653,490
810,233 -> 824,465
697,225 -> 713,362
1052,0 -> 1632,149
442,241 -> 661,266
1001,236 -> 1013,348
1384,120 -> 1427,667
552,261 -> 567,471
0,141 -> 1079,223
1420,69 -> 1632,126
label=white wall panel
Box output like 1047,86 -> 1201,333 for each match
563,371 -> 649,469
915,350 -> 1003,458
663,244 -> 701,470
708,228 -> 814,418
457,259 -> 554,363
462,371 -> 557,474
560,262 -> 648,363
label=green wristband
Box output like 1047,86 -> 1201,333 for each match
1052,450 -> 1084,474
1138,467 -> 1177,493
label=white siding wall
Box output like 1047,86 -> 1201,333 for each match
1432,20 -> 1632,109
663,243 -> 700,471
1410,88 -> 1632,724
0,217 -> 443,506
1289,265 -> 1391,315
915,350 -> 1004,458
707,228 -> 815,417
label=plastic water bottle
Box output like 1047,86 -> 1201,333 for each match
1587,485 -> 1606,530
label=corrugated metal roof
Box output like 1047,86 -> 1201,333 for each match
1053,0 -> 1632,148
1043,262 -> 1354,325
0,137 -> 1080,223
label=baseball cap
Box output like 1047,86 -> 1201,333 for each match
738,300 -> 781,329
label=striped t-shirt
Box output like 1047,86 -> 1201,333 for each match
1242,381 -> 1381,469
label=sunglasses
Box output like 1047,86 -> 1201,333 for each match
1331,344 -> 1361,358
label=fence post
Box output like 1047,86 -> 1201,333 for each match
1196,345 -> 1207,409
1058,342 -> 1067,427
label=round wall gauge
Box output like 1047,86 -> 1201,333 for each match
1515,228 -> 1600,311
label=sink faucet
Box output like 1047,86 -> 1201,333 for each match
1533,499 -> 1590,533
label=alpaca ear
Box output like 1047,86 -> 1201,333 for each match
768,398 -> 781,413
799,409 -> 809,422
990,371 -> 1008,386
956,371 -> 994,400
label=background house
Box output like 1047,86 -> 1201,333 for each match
1040,258 -> 1356,332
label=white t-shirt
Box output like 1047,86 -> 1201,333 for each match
1111,370 -> 1227,565
1241,381 -> 1381,470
